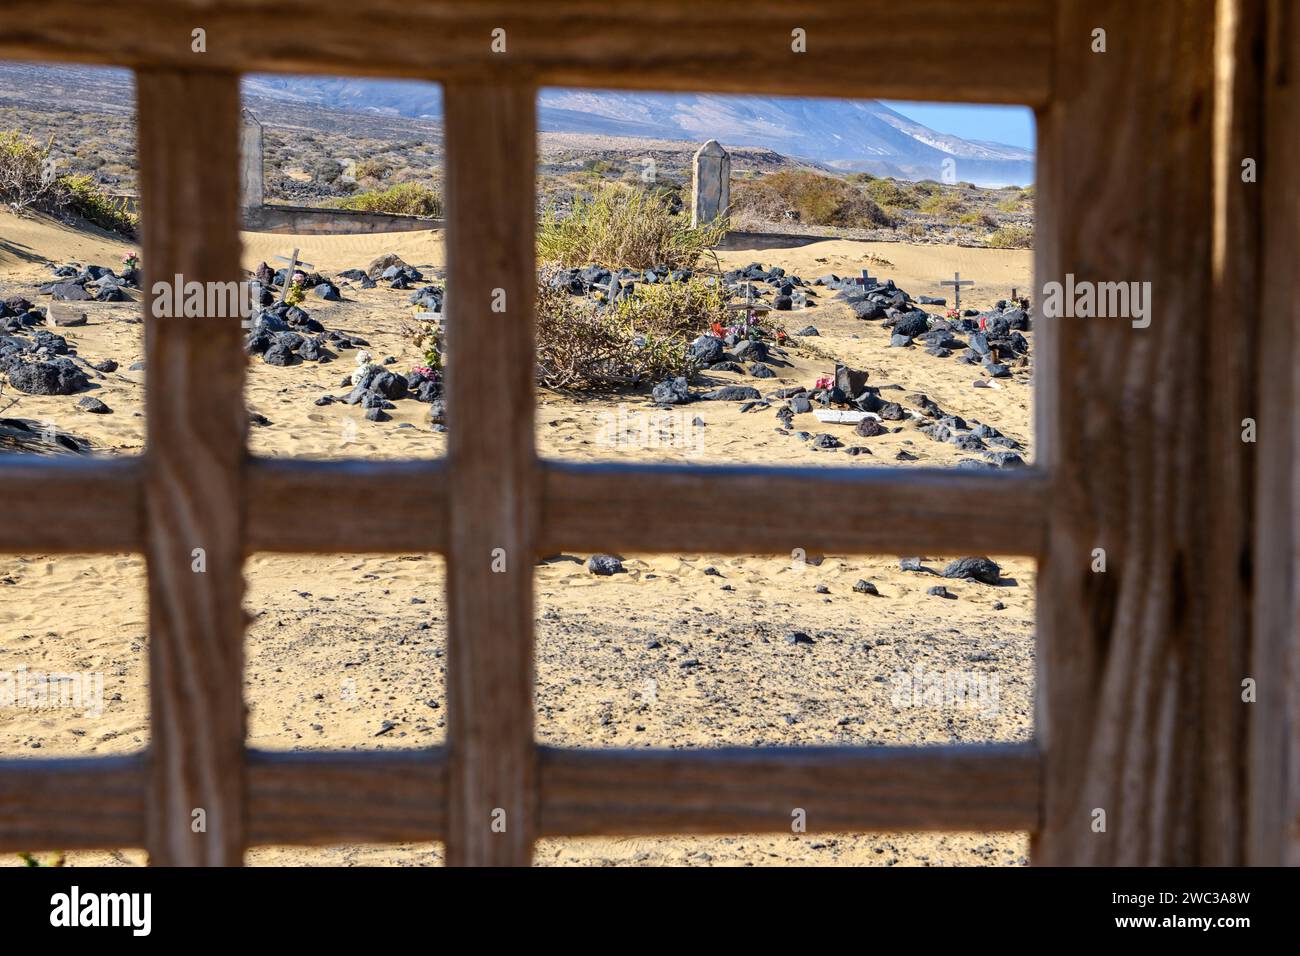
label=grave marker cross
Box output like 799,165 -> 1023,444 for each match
726,281 -> 770,319
273,248 -> 315,304
940,271 -> 974,312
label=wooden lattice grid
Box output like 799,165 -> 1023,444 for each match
0,0 -> 1293,866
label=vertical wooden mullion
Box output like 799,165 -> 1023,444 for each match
1203,0 -> 1264,865
137,70 -> 248,866
1035,1 -> 1220,864
444,82 -> 539,866
1250,0 -> 1298,865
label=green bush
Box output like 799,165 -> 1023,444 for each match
337,181 -> 442,217
58,172 -> 138,235
538,183 -> 725,270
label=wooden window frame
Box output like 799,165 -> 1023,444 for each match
0,0 -> 1292,866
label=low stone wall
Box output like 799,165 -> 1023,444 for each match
243,204 -> 445,236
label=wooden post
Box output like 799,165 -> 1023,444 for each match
443,82 -> 539,866
1035,0 -> 1221,865
137,70 -> 248,866
1249,0 -> 1298,865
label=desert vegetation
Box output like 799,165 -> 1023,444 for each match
538,183 -> 726,270
0,129 -> 137,234
731,170 -> 896,229
335,181 -> 442,217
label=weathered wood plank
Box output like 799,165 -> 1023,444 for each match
137,70 -> 248,866
539,744 -> 1041,835
1034,1 -> 1219,865
0,751 -> 446,852
0,457 -> 142,553
0,756 -> 146,852
542,463 -> 1049,557
443,83 -> 539,866
245,458 -> 448,553
0,1 -> 1053,105
247,749 -> 446,846
1249,0 -> 1299,866
1203,0 -> 1263,867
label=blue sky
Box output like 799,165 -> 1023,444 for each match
881,101 -> 1036,150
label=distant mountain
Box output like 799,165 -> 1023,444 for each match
0,65 -> 1032,186
537,91 -> 1033,186
241,78 -> 1034,186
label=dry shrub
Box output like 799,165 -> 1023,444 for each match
958,210 -> 998,228
0,129 -> 59,213
0,129 -> 136,234
863,177 -> 918,210
352,157 -> 391,182
732,170 -> 895,228
538,182 -> 725,270
535,272 -> 728,390
986,223 -> 1033,249
920,193 -> 967,218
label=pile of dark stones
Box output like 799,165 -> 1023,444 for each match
0,295 -> 45,334
244,298 -> 368,367
408,284 -> 443,313
349,253 -> 426,290
546,263 -> 694,303
0,323 -> 93,397
900,391 -> 1025,468
718,262 -> 816,312
819,273 -> 1033,377
317,360 -> 443,424
38,263 -> 137,303
243,259 -> 444,425
756,363 -> 1025,468
254,261 -> 341,301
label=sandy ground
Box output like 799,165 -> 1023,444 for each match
1,210 -> 1034,866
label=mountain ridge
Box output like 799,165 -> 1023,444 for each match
242,78 -> 1034,186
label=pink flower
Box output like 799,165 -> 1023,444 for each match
814,375 -> 833,390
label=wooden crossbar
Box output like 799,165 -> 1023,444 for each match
0,1 -> 1055,105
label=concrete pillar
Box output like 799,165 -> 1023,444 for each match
691,139 -> 730,227
240,109 -> 264,211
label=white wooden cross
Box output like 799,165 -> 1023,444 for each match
852,268 -> 877,288
940,271 -> 974,312
727,281 -> 770,318
273,248 -> 315,303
